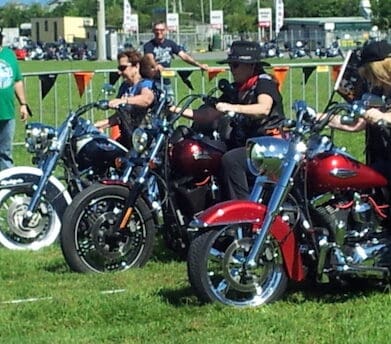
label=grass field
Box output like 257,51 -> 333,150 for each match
0,58 -> 386,344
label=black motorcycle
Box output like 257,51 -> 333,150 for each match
0,86 -> 169,251
60,87 -> 230,273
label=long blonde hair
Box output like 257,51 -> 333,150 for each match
358,57 -> 391,93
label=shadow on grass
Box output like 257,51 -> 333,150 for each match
157,286 -> 203,307
158,279 -> 390,308
283,279 -> 390,304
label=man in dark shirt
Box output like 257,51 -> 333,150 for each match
143,21 -> 208,99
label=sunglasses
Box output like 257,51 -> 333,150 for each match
154,28 -> 165,32
117,64 -> 132,72
229,62 -> 241,70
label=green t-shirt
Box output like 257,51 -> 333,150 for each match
0,47 -> 22,120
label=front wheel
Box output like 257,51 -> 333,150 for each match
0,186 -> 61,250
60,183 -> 156,273
187,225 -> 288,307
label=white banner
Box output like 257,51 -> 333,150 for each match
129,14 -> 139,32
123,0 -> 132,32
275,0 -> 284,35
258,8 -> 272,28
210,10 -> 224,29
167,13 -> 179,32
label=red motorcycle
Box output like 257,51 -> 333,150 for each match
187,97 -> 391,307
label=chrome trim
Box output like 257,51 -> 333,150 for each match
330,168 -> 357,178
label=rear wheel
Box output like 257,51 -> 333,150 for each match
187,224 -> 288,307
60,183 -> 156,273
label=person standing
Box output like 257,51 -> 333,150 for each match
143,21 -> 209,99
323,40 -> 391,181
0,28 -> 29,171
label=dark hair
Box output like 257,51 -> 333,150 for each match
152,21 -> 166,29
117,49 -> 142,65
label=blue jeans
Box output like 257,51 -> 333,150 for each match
0,119 -> 15,171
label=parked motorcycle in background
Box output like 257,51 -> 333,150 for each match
0,86 -> 136,251
287,40 -> 312,59
60,83 -> 233,273
315,39 -> 344,59
187,95 -> 391,307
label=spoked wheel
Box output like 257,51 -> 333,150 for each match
60,183 -> 156,273
187,224 -> 288,307
0,186 -> 61,250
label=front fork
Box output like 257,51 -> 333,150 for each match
23,152 -> 60,226
245,150 -> 299,269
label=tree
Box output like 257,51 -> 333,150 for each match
371,0 -> 391,31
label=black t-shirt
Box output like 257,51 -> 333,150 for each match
220,74 -> 285,149
143,39 -> 183,84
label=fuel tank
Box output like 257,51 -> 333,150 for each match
306,152 -> 388,193
170,137 -> 226,178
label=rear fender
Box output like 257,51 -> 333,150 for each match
192,200 -> 305,281
0,166 -> 72,220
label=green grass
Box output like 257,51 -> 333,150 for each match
0,58 -> 382,343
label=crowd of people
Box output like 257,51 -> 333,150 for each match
3,21 -> 391,201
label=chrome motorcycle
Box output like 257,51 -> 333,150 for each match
60,90 -> 229,273
187,96 -> 391,307
0,99 -> 130,250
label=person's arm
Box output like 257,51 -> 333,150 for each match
215,93 -> 273,119
318,112 -> 367,132
14,80 -> 28,121
109,88 -> 155,109
177,51 -> 209,71
170,104 -> 221,123
364,108 -> 391,125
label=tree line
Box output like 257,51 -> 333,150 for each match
0,0 -> 388,33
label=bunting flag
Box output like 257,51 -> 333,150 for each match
331,65 -> 342,82
109,71 -> 120,86
207,68 -> 226,81
272,66 -> 289,91
73,72 -> 94,97
39,73 -> 58,99
177,70 -> 194,90
302,66 -> 316,84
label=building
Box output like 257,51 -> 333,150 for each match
31,16 -> 94,44
281,16 -> 373,49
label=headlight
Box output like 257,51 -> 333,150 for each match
246,137 -> 289,179
132,128 -> 150,153
25,123 -> 57,154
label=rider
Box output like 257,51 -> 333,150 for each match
327,40 -> 391,180
171,40 -> 285,199
95,49 -> 158,148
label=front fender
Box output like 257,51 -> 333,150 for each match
192,200 -> 305,282
0,166 -> 72,220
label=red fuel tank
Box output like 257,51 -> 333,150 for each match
306,153 -> 388,193
170,138 -> 224,178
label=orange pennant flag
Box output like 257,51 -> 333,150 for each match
74,72 -> 94,97
273,66 -> 289,92
208,68 -> 226,81
331,65 -> 342,82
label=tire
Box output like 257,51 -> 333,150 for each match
187,225 -> 288,307
0,184 -> 61,251
60,183 -> 156,273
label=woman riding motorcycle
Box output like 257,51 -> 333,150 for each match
172,40 -> 285,199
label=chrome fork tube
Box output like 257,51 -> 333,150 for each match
245,147 -> 299,269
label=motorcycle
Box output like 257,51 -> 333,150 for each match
0,94 -> 133,250
288,40 -> 312,59
187,95 -> 391,307
59,87 -> 230,273
316,40 -> 344,59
